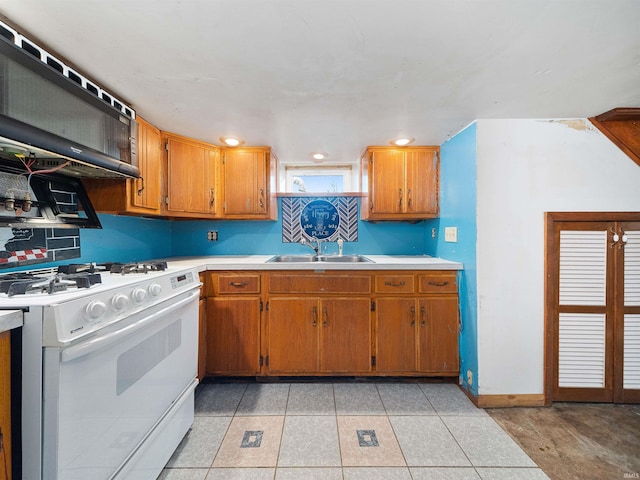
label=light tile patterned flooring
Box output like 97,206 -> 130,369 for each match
160,382 -> 550,480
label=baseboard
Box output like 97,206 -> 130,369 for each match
476,393 -> 546,408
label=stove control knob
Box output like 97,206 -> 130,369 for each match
132,287 -> 148,304
85,300 -> 106,322
111,293 -> 129,312
148,283 -> 162,297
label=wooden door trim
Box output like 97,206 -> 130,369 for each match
545,212 -> 640,405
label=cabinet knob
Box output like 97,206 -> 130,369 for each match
312,306 -> 318,327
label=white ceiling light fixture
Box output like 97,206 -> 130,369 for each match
392,137 -> 415,146
311,152 -> 328,162
220,136 -> 243,147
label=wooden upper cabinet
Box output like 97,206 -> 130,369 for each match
221,147 -> 277,220
83,116 -> 162,215
361,146 -> 439,221
163,132 -> 220,218
131,117 -> 162,212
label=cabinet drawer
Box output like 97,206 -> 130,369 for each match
374,275 -> 415,293
418,273 -> 457,293
269,274 -> 371,294
214,274 -> 261,294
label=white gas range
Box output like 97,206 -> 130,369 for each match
0,261 -> 201,480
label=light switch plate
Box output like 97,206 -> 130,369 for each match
444,226 -> 458,243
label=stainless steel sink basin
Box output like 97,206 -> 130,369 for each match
267,255 -> 318,263
317,255 -> 373,263
267,254 -> 373,263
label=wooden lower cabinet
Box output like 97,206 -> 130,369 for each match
206,297 -> 261,375
267,297 -> 318,373
418,296 -> 459,374
201,270 -> 458,379
376,297 -> 418,372
198,297 -> 207,381
376,296 -> 459,375
267,296 -> 371,374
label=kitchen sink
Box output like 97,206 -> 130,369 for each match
266,254 -> 373,263
266,255 -> 318,263
317,255 -> 373,263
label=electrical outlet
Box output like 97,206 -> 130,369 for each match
467,369 -> 473,386
444,226 -> 458,243
207,230 -> 218,241
431,227 -> 437,239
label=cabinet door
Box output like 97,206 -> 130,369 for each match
267,297 -> 319,373
417,296 -> 459,373
320,297 -> 372,373
198,298 -> 207,381
206,147 -> 221,216
405,149 -> 438,215
369,149 -> 405,215
206,297 -> 261,375
223,149 -> 267,216
376,297 -> 417,372
132,118 -> 162,212
166,138 -> 209,213
616,221 -> 640,403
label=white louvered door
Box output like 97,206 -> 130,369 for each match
555,225 -> 613,401
552,220 -> 640,403
618,223 -> 640,402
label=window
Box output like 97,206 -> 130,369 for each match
282,165 -> 357,193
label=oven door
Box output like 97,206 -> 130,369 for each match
41,288 -> 199,480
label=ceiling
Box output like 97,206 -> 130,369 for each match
1,0 -> 639,165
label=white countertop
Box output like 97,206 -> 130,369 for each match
162,255 -> 463,272
0,309 -> 23,333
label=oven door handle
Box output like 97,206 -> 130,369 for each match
60,290 -> 199,363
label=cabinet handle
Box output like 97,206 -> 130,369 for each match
322,306 -> 328,327
410,305 -> 415,326
384,281 -> 405,287
407,188 -> 412,207
229,282 -> 248,287
210,188 -> 215,207
312,306 -> 318,327
398,188 -> 403,207
420,305 -> 426,327
137,176 -> 145,195
428,281 -> 449,287
259,189 -> 265,208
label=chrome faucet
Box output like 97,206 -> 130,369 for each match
300,237 -> 323,255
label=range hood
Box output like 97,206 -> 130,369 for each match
0,20 -> 140,180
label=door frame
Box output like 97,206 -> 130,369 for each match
544,212 -> 640,405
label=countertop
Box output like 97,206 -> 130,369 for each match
163,255 -> 463,272
0,309 -> 23,333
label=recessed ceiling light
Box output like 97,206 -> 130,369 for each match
392,137 -> 415,146
311,152 -> 328,161
220,136 -> 243,147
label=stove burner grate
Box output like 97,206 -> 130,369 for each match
0,270 -> 102,296
107,261 -> 168,275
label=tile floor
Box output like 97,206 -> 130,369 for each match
160,382 -> 550,480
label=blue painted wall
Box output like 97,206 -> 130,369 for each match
434,123 -> 478,397
171,198 -> 430,256
79,214 -> 172,263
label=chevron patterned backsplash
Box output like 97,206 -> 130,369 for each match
281,197 -> 358,243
